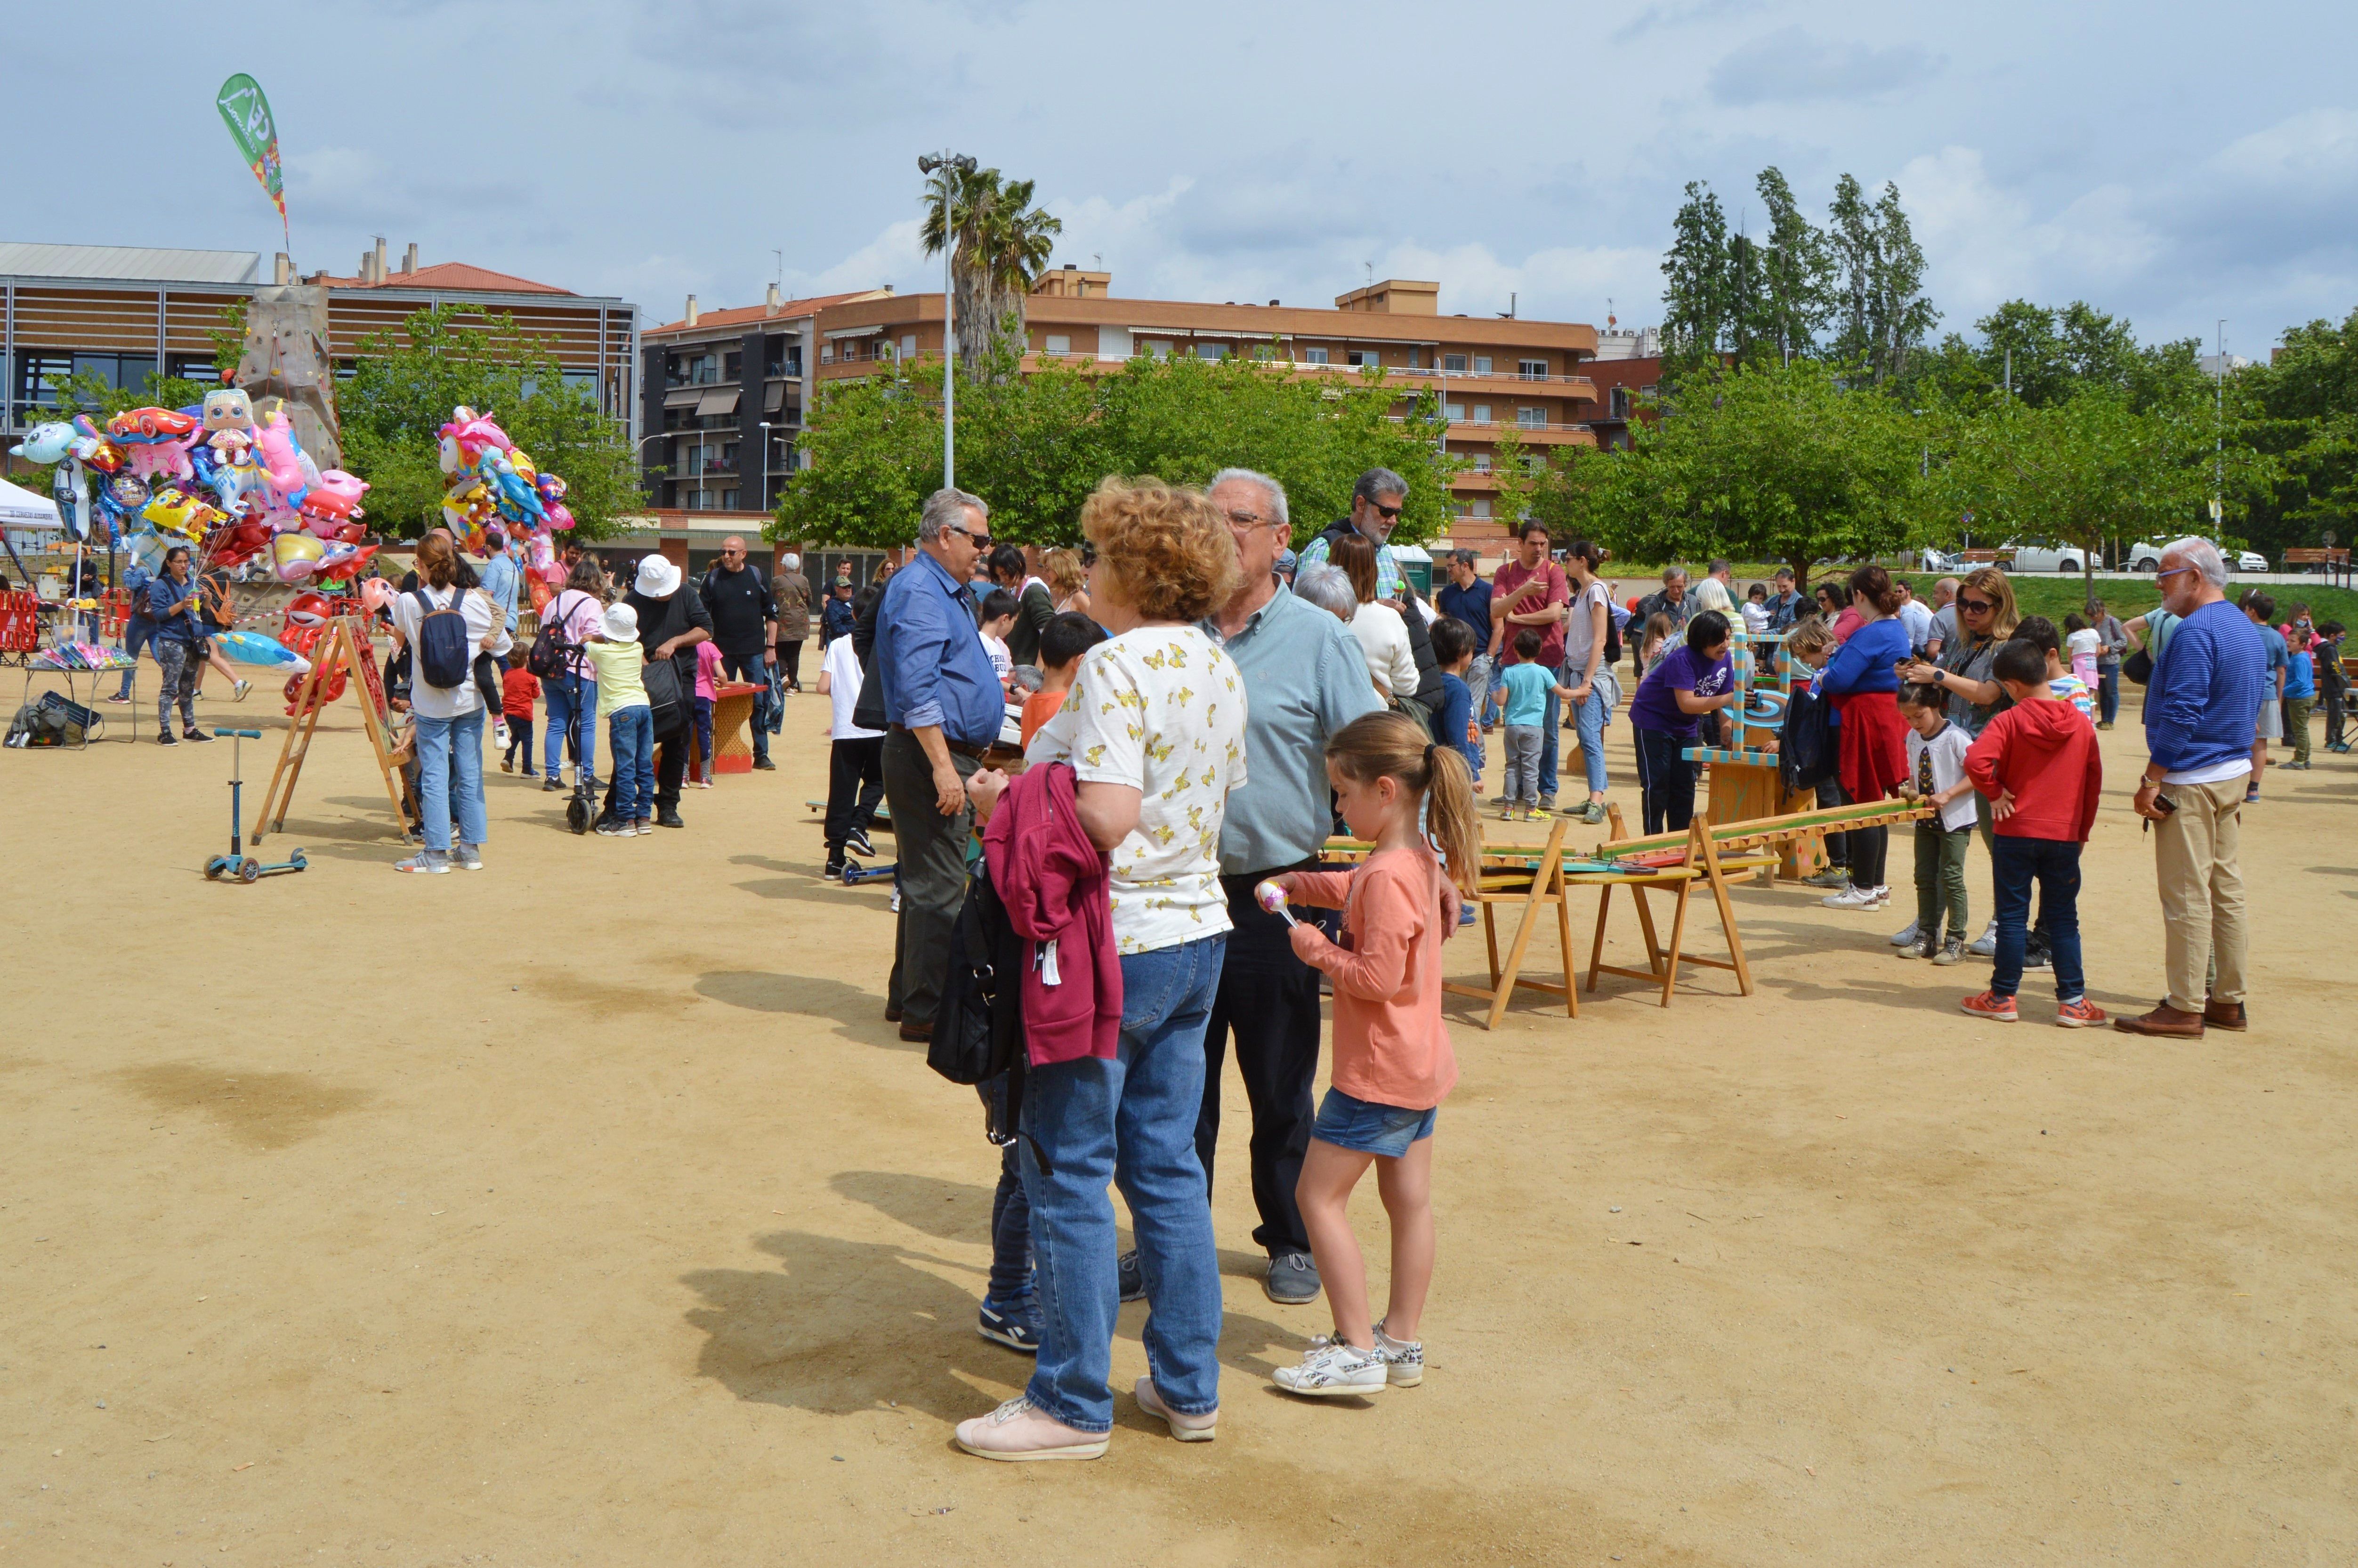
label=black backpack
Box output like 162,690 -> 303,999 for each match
1779,685 -> 1838,793
928,854 -> 1042,1161
412,586 -> 472,690
527,590 -> 587,680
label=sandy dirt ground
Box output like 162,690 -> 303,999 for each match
4,673 -> 2354,1567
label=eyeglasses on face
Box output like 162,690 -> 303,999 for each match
1369,501 -> 1402,520
945,523 -> 993,550
1959,598 -> 1994,614
1224,509 -> 1281,530
2152,564 -> 2194,581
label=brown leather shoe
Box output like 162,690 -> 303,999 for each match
884,1003 -> 904,1023
2203,999 -> 2248,1032
898,1019 -> 933,1043
2114,1003 -> 2205,1038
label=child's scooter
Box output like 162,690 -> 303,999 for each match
203,728 -> 307,883
564,675 -> 595,834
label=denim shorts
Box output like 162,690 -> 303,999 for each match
1312,1086 -> 1437,1158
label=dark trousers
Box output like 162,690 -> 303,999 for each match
1634,727 -> 1696,835
1991,836 -> 2084,1000
778,639 -> 805,690
503,715 -> 535,772
824,735 -> 885,852
718,648 -> 769,761
2097,664 -> 2121,725
980,1078 -> 1034,1309
1849,823 -> 1890,889
1197,865 -> 1323,1260
1819,774 -> 1851,869
2327,687 -> 2347,747
882,728 -> 978,1027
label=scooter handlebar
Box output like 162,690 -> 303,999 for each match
213,728 -> 263,739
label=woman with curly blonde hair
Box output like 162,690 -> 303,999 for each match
1041,546 -> 1090,619
954,476 -> 1247,1461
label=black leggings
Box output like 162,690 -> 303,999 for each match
1849,823 -> 1890,889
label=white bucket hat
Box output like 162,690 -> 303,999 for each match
602,601 -> 640,642
635,555 -> 681,597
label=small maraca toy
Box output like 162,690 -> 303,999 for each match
1253,879 -> 1299,926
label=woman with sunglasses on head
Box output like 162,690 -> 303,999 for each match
1901,566 -> 2022,956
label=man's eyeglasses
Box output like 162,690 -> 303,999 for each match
1224,509 -> 1281,530
1959,598 -> 1994,614
2152,564 -> 2193,581
945,523 -> 993,550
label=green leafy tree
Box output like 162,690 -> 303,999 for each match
2231,309 -> 2358,559
1942,390 -> 2221,604
1660,182 -> 1731,379
336,304 -> 643,539
1755,166 -> 1834,367
1825,177 -> 1938,384
775,348 -> 1461,549
1539,360 -> 1924,587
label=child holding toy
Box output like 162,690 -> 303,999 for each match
1265,710 -> 1479,1399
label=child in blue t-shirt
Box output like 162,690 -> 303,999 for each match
1496,628 -> 1591,820
2285,634 -> 2318,768
1429,616 -> 1483,788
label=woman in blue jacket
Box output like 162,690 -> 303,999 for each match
1816,565 -> 1912,909
144,546 -> 212,745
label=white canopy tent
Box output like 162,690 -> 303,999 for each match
0,475 -> 65,586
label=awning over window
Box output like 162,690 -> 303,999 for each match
764,380 -> 786,413
664,387 -> 702,407
695,387 -> 740,417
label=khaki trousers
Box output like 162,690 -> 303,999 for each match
2152,778 -> 2247,1013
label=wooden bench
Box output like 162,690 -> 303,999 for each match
2283,547 -> 2350,587
1958,548 -> 2015,566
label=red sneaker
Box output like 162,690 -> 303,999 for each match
1959,990 -> 2018,1022
2054,997 -> 2108,1028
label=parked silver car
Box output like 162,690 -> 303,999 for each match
2126,539 -> 2270,573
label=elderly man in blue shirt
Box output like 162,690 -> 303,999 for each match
874,486 -> 1005,1043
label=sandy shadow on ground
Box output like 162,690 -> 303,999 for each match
682,1225 -> 1322,1425
693,969 -> 904,1041
119,1061 -> 369,1151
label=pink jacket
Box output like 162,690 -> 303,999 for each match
982,762 -> 1122,1067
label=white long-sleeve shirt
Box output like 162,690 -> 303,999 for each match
393,582 -> 514,719
1348,600 -> 1420,699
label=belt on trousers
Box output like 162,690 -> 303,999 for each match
890,724 -> 989,760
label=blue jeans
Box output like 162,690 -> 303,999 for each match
1567,681 -> 1608,797
2097,664 -> 2120,725
1021,933 -> 1227,1433
543,674 -> 598,787
607,704 -> 654,822
117,620 -> 153,698
718,648 -> 769,761
693,696 -> 715,781
1538,685 -> 1561,799
414,709 -> 487,853
1991,836 -> 2084,1000
980,1080 -> 1034,1310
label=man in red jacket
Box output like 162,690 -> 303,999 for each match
1958,640 -> 2105,1027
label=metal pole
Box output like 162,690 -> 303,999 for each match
943,207 -> 956,491
2214,319 -> 2226,522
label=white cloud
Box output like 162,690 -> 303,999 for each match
1894,146 -> 2159,326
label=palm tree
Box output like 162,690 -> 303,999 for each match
920,162 -> 1062,382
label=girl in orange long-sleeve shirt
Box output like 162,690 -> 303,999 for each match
1267,711 -> 1480,1400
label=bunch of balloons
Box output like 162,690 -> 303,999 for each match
11,387 -> 376,587
436,405 -> 574,613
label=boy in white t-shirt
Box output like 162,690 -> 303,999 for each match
815,595 -> 885,878
1896,683 -> 1978,964
978,588 -> 1017,692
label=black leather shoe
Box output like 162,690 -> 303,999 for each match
752,756 -> 776,771
656,808 -> 685,829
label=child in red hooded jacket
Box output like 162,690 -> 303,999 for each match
1959,639 -> 2104,1027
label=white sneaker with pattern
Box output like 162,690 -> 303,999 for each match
1272,1336 -> 1387,1398
1372,1319 -> 1424,1387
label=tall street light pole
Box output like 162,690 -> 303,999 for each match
918,150 -> 977,491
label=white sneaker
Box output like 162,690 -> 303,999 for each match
1968,919 -> 1998,958
1867,885 -> 1891,908
1372,1320 -> 1425,1388
1821,884 -> 1880,910
1889,918 -> 1921,946
1272,1336 -> 1387,1398
953,1395 -> 1108,1462
1132,1377 -> 1217,1442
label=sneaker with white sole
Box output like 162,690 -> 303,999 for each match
1372,1319 -> 1425,1387
1801,868 -> 1850,889
1132,1376 -> 1217,1441
452,844 -> 484,871
1898,933 -> 1937,960
1272,1336 -> 1388,1398
395,849 -> 451,874
1931,937 -> 1968,966
1968,920 -> 1999,958
1821,884 -> 1879,910
953,1396 -> 1107,1462
976,1300 -> 1040,1353
1890,918 -> 1922,946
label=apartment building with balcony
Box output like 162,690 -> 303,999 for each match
1,239 -> 639,449
810,269 -> 1601,548
1581,325 -> 1663,452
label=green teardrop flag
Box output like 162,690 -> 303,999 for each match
216,74 -> 288,241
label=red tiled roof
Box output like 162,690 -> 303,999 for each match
314,261 -> 573,295
643,290 -> 889,337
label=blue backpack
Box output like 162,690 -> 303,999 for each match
411,586 -> 472,690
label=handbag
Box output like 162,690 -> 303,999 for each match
2123,646 -> 2154,686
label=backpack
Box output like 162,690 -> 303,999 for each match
929,855 -> 1038,1157
411,586 -> 472,690
526,590 -> 585,680
1779,685 -> 1837,793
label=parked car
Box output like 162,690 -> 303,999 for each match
1999,539 -> 2092,574
2126,539 -> 2270,574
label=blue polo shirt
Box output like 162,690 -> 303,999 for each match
478,550 -> 521,635
1199,584 -> 1383,874
874,550 -> 1003,746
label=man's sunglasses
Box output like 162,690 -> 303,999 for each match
946,523 -> 993,550
1369,502 -> 1402,520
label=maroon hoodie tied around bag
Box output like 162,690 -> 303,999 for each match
981,761 -> 1122,1067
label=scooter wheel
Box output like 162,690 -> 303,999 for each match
566,798 -> 590,834
204,860 -> 223,880
237,858 -> 262,884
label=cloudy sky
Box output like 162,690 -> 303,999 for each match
16,0 -> 2355,355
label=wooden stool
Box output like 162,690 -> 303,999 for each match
1443,817 -> 1579,1030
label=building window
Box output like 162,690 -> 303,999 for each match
1518,406 -> 1546,429
724,352 -> 743,380
1444,353 -> 1467,373
1406,348 -> 1424,370
900,334 -> 917,359
14,352 -> 72,408
1044,334 -> 1071,356
723,488 -> 740,510
1148,340 -> 1172,358
1471,500 -> 1492,518
1470,404 -> 1491,424
1473,356 -> 1493,374
1196,343 -> 1228,361
1304,347 -> 1330,365
1347,349 -> 1378,367
1610,386 -> 1631,419
1444,402 -> 1465,422
1639,383 -> 1658,400
1472,454 -> 1492,473
1518,358 -> 1546,380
